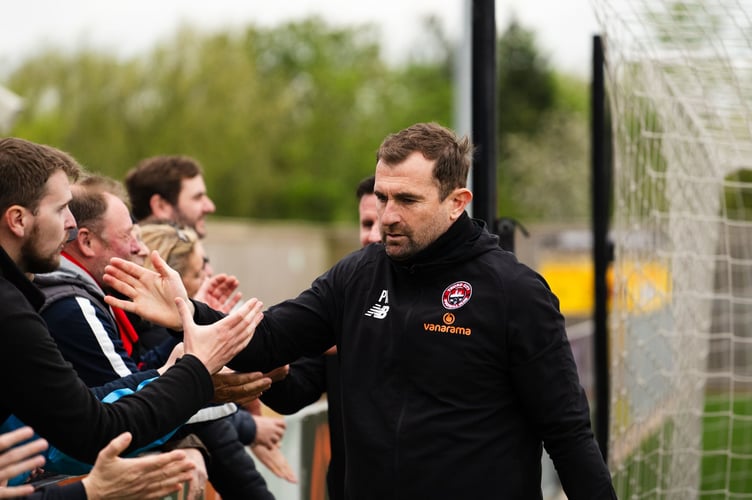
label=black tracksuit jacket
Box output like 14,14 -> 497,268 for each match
218,213 -> 616,499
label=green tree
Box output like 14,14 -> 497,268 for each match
496,20 -> 590,222
497,20 -> 556,138
5,18 -> 452,222
4,17 -> 589,224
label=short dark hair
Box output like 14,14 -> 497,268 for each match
355,175 -> 375,200
125,155 -> 203,222
0,137 -> 81,215
376,122 -> 474,200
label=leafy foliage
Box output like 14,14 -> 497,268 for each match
4,17 -> 589,224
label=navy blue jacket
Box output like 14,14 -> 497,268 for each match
35,256 -> 238,426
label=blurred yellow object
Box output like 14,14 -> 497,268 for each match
539,256 -> 670,318
538,256 -> 595,318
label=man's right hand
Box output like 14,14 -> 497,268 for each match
195,273 -> 243,313
103,251 -> 190,330
81,432 -> 195,500
176,296 -> 263,374
211,370 -> 272,406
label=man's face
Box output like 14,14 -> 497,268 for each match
174,175 -> 215,238
89,193 -> 145,281
358,193 -> 381,247
374,151 -> 456,261
20,170 -> 76,274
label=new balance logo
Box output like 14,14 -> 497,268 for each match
364,304 -> 390,319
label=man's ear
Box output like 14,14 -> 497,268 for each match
149,193 -> 175,220
74,227 -> 97,257
448,188 -> 473,221
4,205 -> 30,238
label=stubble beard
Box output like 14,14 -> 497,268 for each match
20,225 -> 64,274
176,210 -> 206,239
382,226 -> 419,261
383,218 -> 447,262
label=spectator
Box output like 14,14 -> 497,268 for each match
139,224 -> 207,297
126,154 -> 243,337
356,175 -> 380,247
125,155 -> 215,239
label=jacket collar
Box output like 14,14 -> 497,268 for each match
393,211 -> 496,269
33,252 -> 105,301
0,244 -> 46,311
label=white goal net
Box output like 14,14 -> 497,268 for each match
591,0 -> 752,498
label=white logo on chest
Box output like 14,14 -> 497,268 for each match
364,289 -> 390,319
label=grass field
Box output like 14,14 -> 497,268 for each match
614,394 -> 752,499
700,394 -> 752,498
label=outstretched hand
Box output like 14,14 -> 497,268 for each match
195,274 -> 243,313
81,432 -> 196,500
176,296 -> 264,375
103,251 -> 189,330
211,370 -> 272,407
252,415 -> 286,449
251,443 -> 298,484
0,426 -> 47,499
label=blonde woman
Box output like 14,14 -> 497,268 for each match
139,222 -> 243,313
139,224 -> 207,297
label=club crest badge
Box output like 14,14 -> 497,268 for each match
442,281 -> 472,310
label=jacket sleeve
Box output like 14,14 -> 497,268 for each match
225,408 -> 257,445
0,298 -> 213,464
260,355 -> 328,414
226,264 -> 342,374
506,267 -> 616,499
41,296 -> 174,397
191,299 -> 226,325
88,370 -> 158,400
42,297 -> 141,388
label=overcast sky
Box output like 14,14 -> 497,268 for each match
1,0 -> 601,76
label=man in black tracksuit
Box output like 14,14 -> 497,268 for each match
113,123 -> 617,499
